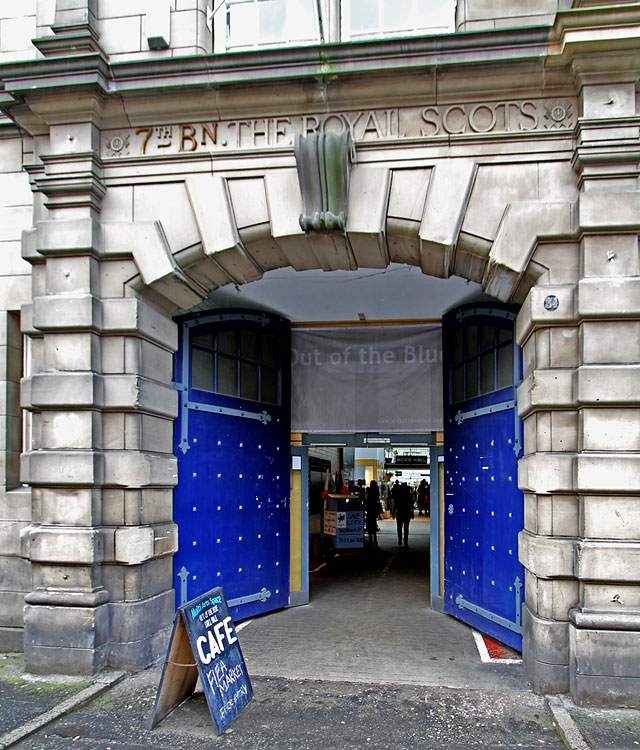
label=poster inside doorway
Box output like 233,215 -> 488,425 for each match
291,325 -> 442,433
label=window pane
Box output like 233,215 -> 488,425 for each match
383,0 -> 410,30
497,343 -> 514,389
192,348 -> 214,391
241,330 -> 258,362
262,331 -> 278,367
262,367 -> 278,405
349,0 -> 377,34
498,326 -> 512,344
218,330 -> 237,356
259,0 -> 285,43
288,0 -> 318,41
192,333 -> 214,350
466,359 -> 478,399
218,355 -> 237,397
466,325 -> 477,357
480,350 -> 494,394
452,365 -> 464,403
452,329 -> 463,365
480,325 -> 494,351
241,361 -> 259,401
227,2 -> 258,47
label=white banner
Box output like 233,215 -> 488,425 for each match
291,325 -> 443,433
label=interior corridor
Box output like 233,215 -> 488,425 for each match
237,519 -> 528,691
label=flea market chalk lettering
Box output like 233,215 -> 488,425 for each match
102,99 -> 575,157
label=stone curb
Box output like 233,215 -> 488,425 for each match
0,670 -> 126,750
546,695 -> 591,750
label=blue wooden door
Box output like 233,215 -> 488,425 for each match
173,310 -> 291,621
442,303 -> 524,650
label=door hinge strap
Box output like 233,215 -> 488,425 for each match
228,588 -> 272,608
185,400 -> 272,424
456,308 -> 516,323
455,576 -> 523,635
454,400 -> 515,424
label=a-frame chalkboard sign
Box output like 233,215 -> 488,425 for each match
150,586 -> 253,735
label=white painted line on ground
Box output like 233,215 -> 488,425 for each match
235,618 -> 253,633
0,671 -> 125,750
472,630 -> 522,664
546,695 -> 591,750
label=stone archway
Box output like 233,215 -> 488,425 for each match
12,13 -> 640,705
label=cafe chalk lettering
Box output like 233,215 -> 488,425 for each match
102,98 -> 575,157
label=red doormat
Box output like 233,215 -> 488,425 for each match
473,631 -> 522,662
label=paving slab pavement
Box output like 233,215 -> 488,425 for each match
3,666 -> 566,750
2,518 -> 639,749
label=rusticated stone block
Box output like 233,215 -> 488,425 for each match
102,557 -> 172,602
0,591 -> 27,627
101,298 -> 177,350
581,495 -> 640,540
575,540 -> 640,582
517,370 -> 574,418
525,568 -> 579,621
45,255 -> 98,296
516,285 -> 577,346
581,234 -> 639,278
570,625 -> 640,707
102,451 -> 177,488
581,321 -> 640,365
28,372 -> 103,409
576,366 -> 640,405
39,488 -> 101,526
578,278 -> 640,318
518,452 -> 574,495
522,605 -> 570,694
576,454 -> 640,493
579,191 -> 640,232
0,555 -> 31,591
24,601 -> 109,650
43,332 -> 101,372
108,623 -> 172,671
33,294 -> 102,332
0,626 -> 24,652
109,589 -> 173,642
25,643 -> 108,675
582,408 -> 640,451
40,410 -> 102,451
519,530 -> 575,578
28,526 -> 105,565
22,450 -> 105,487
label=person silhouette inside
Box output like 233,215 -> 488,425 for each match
395,482 -> 414,548
365,479 -> 380,547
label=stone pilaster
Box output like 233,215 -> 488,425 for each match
566,80 -> 640,706
516,242 -> 581,694
20,111 -> 179,673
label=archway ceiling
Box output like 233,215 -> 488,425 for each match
189,264 -> 490,323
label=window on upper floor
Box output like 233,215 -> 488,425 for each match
213,0 -> 455,53
343,0 -> 454,41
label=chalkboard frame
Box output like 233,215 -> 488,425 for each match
150,586 -> 253,735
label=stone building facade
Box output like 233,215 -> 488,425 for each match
0,0 -> 638,706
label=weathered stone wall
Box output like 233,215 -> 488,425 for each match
0,125 -> 34,652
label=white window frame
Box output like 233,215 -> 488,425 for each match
212,0 -> 455,53
342,0 -> 455,42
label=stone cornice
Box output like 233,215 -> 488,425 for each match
548,3 -> 640,78
0,28 -> 559,130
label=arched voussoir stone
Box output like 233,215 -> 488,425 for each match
483,201 -> 576,302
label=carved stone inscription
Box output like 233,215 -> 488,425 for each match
102,98 -> 575,158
